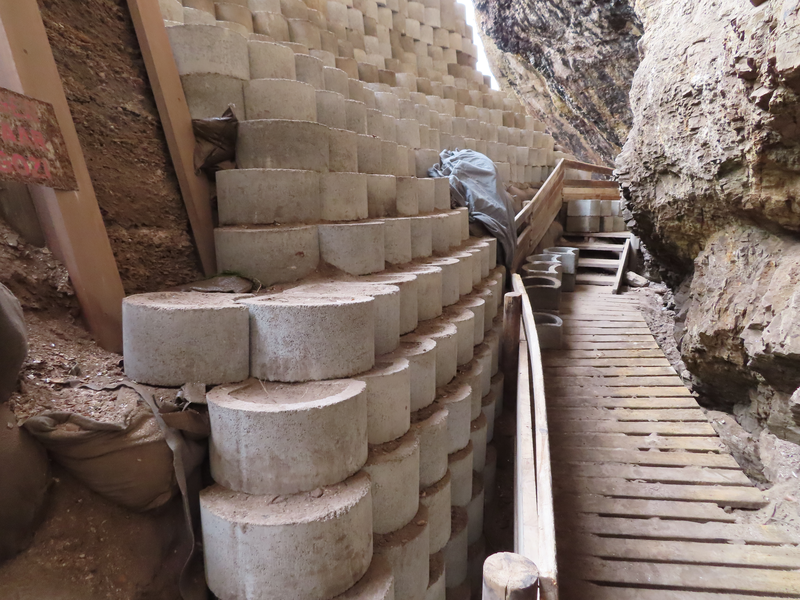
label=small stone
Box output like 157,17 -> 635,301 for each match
309,488 -> 324,498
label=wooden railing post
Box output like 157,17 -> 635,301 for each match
502,292 -> 522,404
483,552 -> 539,599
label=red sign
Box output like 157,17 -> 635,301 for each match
0,86 -> 77,190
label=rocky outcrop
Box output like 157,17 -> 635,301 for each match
617,0 -> 800,470
474,0 -> 642,164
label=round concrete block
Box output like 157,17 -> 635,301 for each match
467,242 -> 490,279
244,79 -> 316,120
295,52 -> 325,88
217,168 -> 320,225
400,266 -> 442,322
521,261 -> 562,283
484,444 -> 497,504
470,414 -> 487,473
366,174 -> 398,218
444,211 -> 462,248
473,344 -> 492,398
467,474 -> 484,546
395,144 -> 413,176
523,276 -> 561,312
449,252 -> 474,297
207,378 -> 367,495
363,273 -> 419,335
367,108 -> 384,137
481,389 -> 497,443
448,442 -> 473,507
479,237 -> 497,268
454,360 -> 482,422
288,18 -> 321,48
442,306 -> 475,366
216,2 -> 254,31
435,382 -> 471,453
380,217 -> 412,265
354,358 -> 411,445
455,296 -> 485,346
335,556 -> 395,600
381,141 -> 399,175
396,176 -> 419,216
184,6 -> 216,24
387,336 -> 436,410
123,292 -> 249,386
426,551 -> 446,600
415,149 -> 440,178
374,505 -> 430,600
253,11 -> 290,40
237,119 -> 329,171
412,403 -> 449,489
534,312 -> 563,350
473,288 -> 495,332
425,257 -> 460,307
317,90 -> 348,128
324,65 -> 350,96
419,472 -> 451,554
167,24 -> 249,78
396,118 -> 420,148
249,40 -> 296,79
410,216 -> 433,259
416,177 -> 436,213
543,246 -> 578,274
525,253 -> 562,265
463,248 -> 482,287
346,99 -> 369,133
180,73 -> 245,120
444,506 -> 468,588
329,127 -> 360,172
430,214 -> 453,255
454,207 -> 469,241
364,429 -> 420,534
244,294 -> 375,381
201,473 -> 372,600
358,134 -> 385,175
319,221 -> 385,275
374,91 -> 399,116
320,172 -> 369,221
215,225 -> 319,286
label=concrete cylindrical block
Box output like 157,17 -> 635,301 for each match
426,257 -> 460,307
426,552 -> 446,600
534,312 -> 563,350
521,261 -> 562,283
523,276 -> 561,312
180,73 -> 245,120
455,296 -> 485,346
444,506 -> 468,588
374,505 -> 430,600
363,429 -> 420,534
467,474 -> 484,545
543,246 -> 578,274
207,378 -> 367,495
448,441 -> 473,507
410,216 -> 433,259
363,273 -> 419,335
419,472 -> 452,555
415,150 -> 440,179
416,177 -> 436,213
430,214 -> 453,255
388,336 -> 436,410
411,404 -> 449,489
345,99 -> 368,134
217,168 -> 320,225
485,331 -> 501,379
473,344 -> 492,398
317,90 -> 348,128
449,252 -> 474,297
123,292 -> 249,386
435,382 -> 471,453
396,118 -> 420,148
470,413 -> 488,473
320,172 -> 369,221
433,177 -> 449,210
335,556 -> 395,600
200,473 -> 372,600
409,319 -> 456,387
400,266 -> 442,321
253,10 -> 290,39
481,388 -> 497,443
455,360 -> 483,421
366,174 -> 398,218
380,217 -> 412,265
237,119 -> 329,171
396,176 -> 419,216
355,358 -> 411,445
215,225 -> 319,286
441,306 -> 475,366
249,40 -> 296,79
244,294 -> 375,381
329,127 -> 359,172
167,24 -> 249,78
319,221 -> 385,275
357,134 -> 385,175
244,79 -> 316,120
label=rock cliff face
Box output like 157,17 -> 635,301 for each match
616,0 -> 800,468
474,0 -> 642,164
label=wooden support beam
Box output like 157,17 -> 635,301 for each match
612,238 -> 632,295
127,0 -> 217,275
562,159 -> 614,176
502,292 -> 522,402
0,1 -> 125,351
562,179 -> 617,188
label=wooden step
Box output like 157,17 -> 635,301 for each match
578,257 -> 621,270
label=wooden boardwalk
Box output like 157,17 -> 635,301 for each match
542,286 -> 800,599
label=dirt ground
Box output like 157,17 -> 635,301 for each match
38,0 -> 203,295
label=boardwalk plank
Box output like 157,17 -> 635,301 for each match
553,447 -> 741,469
550,432 -> 726,452
555,494 -> 737,522
554,462 -> 752,486
549,407 -> 705,421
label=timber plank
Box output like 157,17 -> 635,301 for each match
556,314 -> 645,322
560,581 -> 799,600
542,358 -> 672,367
561,341 -> 660,350
559,535 -> 800,569
561,327 -> 653,335
546,376 -> 685,387
549,433 -> 726,452
543,366 -> 676,376
578,258 -> 620,269
548,407 -> 706,422
566,557 -> 800,596
547,396 -> 701,409
553,479 -> 768,509
545,349 -> 665,358
553,447 -> 741,469
548,420 -> 716,436
554,463 -> 752,486
562,334 -> 656,341
546,385 -> 693,397
555,494 -> 737,522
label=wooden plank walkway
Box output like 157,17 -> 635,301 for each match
542,286 -> 800,599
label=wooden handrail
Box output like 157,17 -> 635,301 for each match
562,159 -> 614,176
515,159 -> 565,230
511,274 -> 558,599
562,179 -> 619,188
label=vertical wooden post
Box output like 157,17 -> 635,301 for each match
127,0 -> 217,276
0,1 -> 125,352
502,292 -> 522,403
482,552 -> 539,599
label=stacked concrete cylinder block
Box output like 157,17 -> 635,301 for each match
544,246 -> 579,292
158,0 -> 559,592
